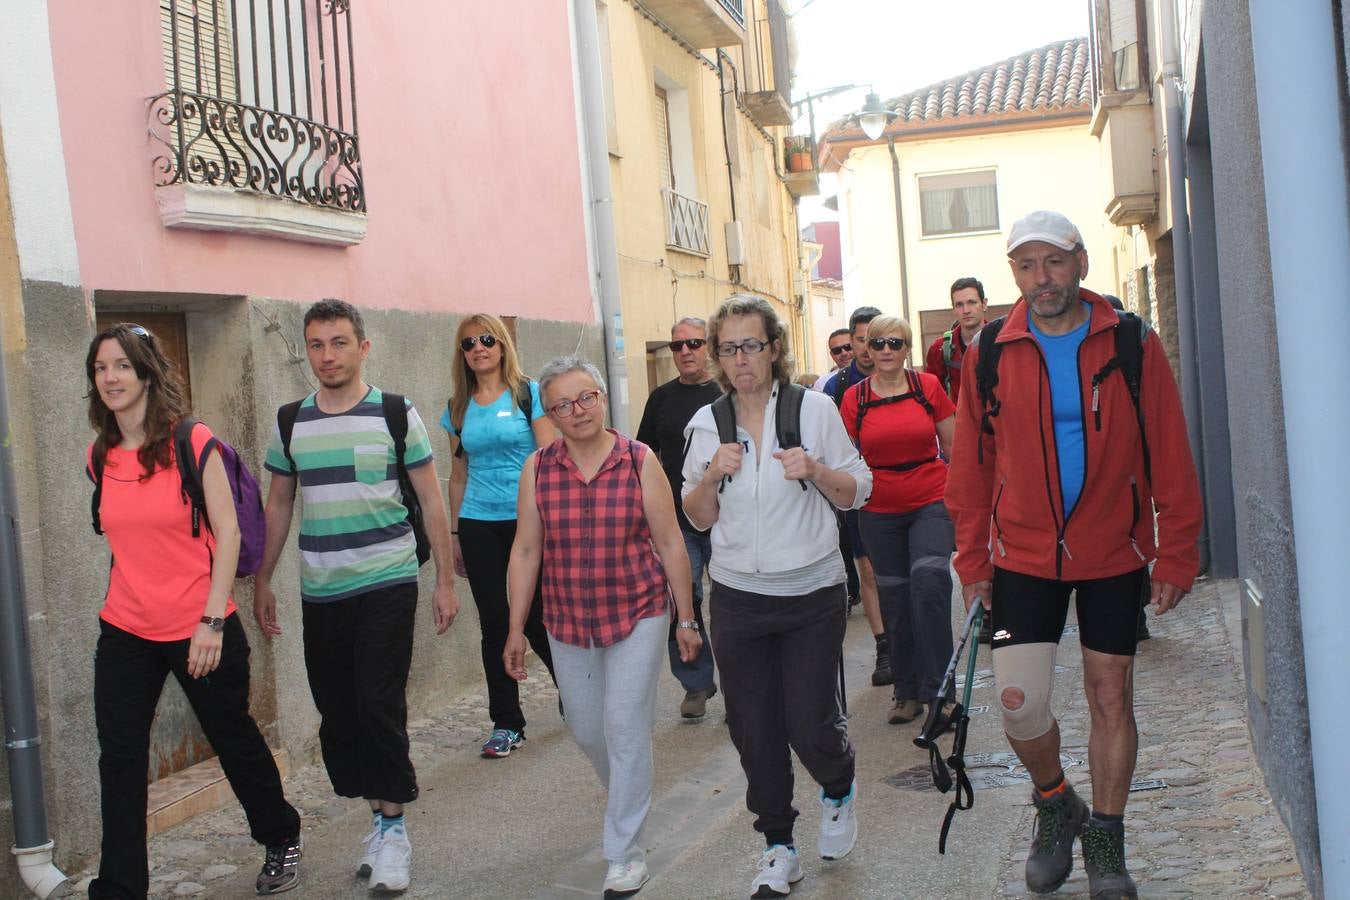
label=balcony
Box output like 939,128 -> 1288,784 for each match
1092,100 -> 1157,226
663,188 -> 712,257
641,0 -> 745,49
743,0 -> 792,126
783,136 -> 820,199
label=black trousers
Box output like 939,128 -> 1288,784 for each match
711,580 -> 855,845
90,616 -> 298,900
459,517 -> 556,732
302,582 -> 419,803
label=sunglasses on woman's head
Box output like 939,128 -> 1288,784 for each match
127,324 -> 152,340
829,343 -> 852,356
460,334 -> 498,352
868,337 -> 908,350
667,338 -> 707,352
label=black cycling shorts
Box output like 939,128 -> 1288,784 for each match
990,566 -> 1148,657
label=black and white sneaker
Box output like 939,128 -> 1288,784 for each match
255,837 -> 302,895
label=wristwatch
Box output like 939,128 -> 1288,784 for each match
200,615 -> 226,633
676,620 -> 699,630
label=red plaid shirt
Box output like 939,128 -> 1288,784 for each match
534,431 -> 669,647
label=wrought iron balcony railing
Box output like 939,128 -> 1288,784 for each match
717,0 -> 745,27
149,0 -> 363,214
663,188 -> 712,257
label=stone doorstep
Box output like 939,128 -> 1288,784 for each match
146,749 -> 290,838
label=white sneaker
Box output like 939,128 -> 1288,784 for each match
356,816 -> 382,878
750,844 -> 803,898
603,858 -> 650,897
369,822 -> 411,893
818,781 -> 858,860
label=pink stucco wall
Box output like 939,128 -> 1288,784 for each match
46,1 -> 593,322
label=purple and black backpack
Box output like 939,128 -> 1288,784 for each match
89,418 -> 266,577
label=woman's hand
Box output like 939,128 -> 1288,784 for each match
702,443 -> 744,486
675,626 -> 703,663
187,622 -> 224,678
773,447 -> 819,482
503,630 -> 529,681
452,534 -> 467,578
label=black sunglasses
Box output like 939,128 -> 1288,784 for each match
668,338 -> 707,352
868,337 -> 908,351
829,343 -> 853,356
460,334 -> 499,352
126,324 -> 152,340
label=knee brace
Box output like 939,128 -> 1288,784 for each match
993,642 -> 1057,741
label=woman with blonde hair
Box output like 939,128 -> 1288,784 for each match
441,313 -> 557,759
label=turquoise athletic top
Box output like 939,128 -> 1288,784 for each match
439,381 -> 545,521
1029,304 -> 1091,518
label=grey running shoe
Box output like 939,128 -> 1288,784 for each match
255,837 -> 301,895
1081,817 -> 1138,899
1025,783 -> 1088,893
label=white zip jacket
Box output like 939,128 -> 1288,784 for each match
682,384 -> 872,593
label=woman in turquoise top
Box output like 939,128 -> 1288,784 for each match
444,313 -> 558,758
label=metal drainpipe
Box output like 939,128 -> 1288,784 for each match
569,0 -> 630,432
1249,1 -> 1350,894
1157,0 -> 1209,573
0,328 -> 68,897
886,136 -> 912,348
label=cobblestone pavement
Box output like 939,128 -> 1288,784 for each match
993,578 -> 1309,898
66,578 -> 1309,898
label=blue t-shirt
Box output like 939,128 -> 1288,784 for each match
1029,304 -> 1091,518
439,381 -> 546,521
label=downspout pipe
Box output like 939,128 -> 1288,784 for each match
1249,1 -> 1350,894
1157,0 -> 1209,573
569,0 -> 630,432
0,328 -> 68,898
885,137 -> 912,345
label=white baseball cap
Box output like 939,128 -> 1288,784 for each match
1006,210 -> 1083,255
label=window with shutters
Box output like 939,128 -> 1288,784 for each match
150,0 -> 365,241
655,87 -> 674,191
655,76 -> 709,257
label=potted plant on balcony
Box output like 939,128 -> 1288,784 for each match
785,136 -> 814,173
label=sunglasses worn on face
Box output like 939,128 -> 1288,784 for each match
869,337 -> 908,350
460,334 -> 498,352
714,338 -> 770,358
668,338 -> 707,352
829,343 -> 853,356
548,390 -> 602,418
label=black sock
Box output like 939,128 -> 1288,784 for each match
1090,810 -> 1123,826
380,813 -> 404,834
765,830 -> 794,849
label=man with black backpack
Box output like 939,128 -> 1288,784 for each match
945,211 -> 1202,899
253,299 -> 459,894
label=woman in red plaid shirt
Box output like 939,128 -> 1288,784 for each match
504,356 -> 701,899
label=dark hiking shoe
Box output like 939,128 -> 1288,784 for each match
1025,783 -> 1088,893
1082,817 -> 1138,899
256,837 -> 302,895
871,642 -> 893,686
887,699 -> 922,724
680,684 -> 718,718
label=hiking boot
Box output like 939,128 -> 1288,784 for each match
1081,817 -> 1138,899
871,641 -> 893,686
887,699 -> 922,724
369,822 -> 411,893
750,844 -> 803,898
603,859 -> 650,898
356,815 -> 382,878
818,781 -> 857,860
255,837 -> 301,895
481,728 -> 524,758
680,684 -> 718,719
1025,782 -> 1088,893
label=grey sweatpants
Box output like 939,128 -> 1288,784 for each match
548,613 -> 667,863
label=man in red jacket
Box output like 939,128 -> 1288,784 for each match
945,211 -> 1202,899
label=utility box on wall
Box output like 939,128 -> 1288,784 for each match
725,220 -> 746,266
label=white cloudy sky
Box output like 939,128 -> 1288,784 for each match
787,0 -> 1089,222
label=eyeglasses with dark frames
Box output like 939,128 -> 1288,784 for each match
667,338 -> 707,352
713,338 -> 770,358
548,390 -> 603,418
460,334 -> 499,352
829,343 -> 853,356
868,337 -> 908,351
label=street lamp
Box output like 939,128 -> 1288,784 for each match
858,91 -> 892,140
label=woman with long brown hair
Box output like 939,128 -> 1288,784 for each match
84,323 -> 301,898
441,313 -> 558,758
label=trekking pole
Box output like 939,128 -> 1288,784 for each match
914,599 -> 982,756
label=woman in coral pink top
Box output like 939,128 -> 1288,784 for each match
84,323 -> 300,899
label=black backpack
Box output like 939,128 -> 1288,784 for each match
278,392 -> 430,567
708,382 -> 808,493
853,369 -> 941,473
974,309 -> 1151,484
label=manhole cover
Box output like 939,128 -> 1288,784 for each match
1129,779 -> 1167,793
886,752 -> 1081,793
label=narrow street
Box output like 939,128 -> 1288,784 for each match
74,579 -> 1306,899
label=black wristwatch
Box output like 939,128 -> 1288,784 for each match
200,615 -> 226,633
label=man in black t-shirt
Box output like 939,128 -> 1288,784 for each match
636,317 -> 723,719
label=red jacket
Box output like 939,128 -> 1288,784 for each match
944,291 -> 1203,591
925,322 -> 977,401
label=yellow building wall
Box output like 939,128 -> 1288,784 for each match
836,123 -> 1115,363
601,0 -> 805,411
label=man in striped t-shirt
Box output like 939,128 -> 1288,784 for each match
254,299 -> 458,893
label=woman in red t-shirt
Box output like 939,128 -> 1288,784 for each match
84,323 -> 300,899
840,315 -> 959,729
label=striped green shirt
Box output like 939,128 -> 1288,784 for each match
265,387 -> 434,602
